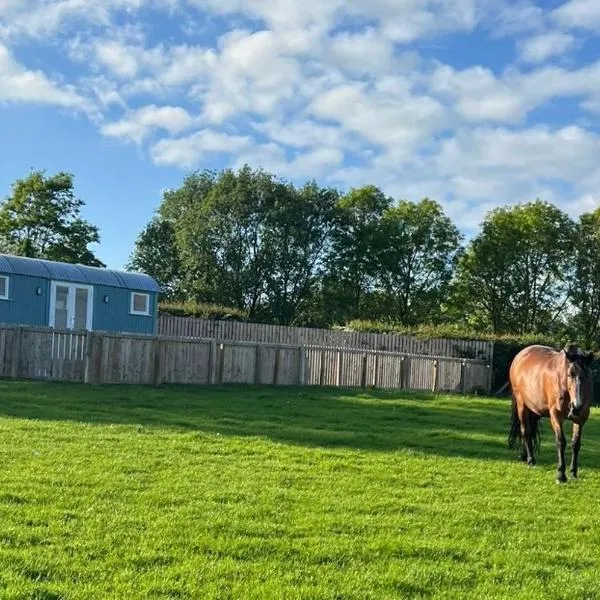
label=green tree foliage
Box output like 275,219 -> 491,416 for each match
452,199 -> 575,334
570,208 -> 600,347
141,165 -> 339,324
126,216 -> 182,301
160,166 -> 280,316
131,164 -> 597,343
322,185 -> 391,323
370,198 -> 463,326
0,170 -> 104,266
261,180 -> 340,325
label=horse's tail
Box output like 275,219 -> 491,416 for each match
507,393 -> 521,450
507,393 -> 542,452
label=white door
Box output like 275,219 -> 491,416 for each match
49,282 -> 93,330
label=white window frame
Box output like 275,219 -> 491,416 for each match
130,292 -> 150,316
49,281 -> 94,330
0,275 -> 8,300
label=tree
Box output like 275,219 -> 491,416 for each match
148,165 -> 341,324
452,199 -> 575,334
0,170 -> 104,266
157,166 -> 283,316
322,185 -> 391,323
569,208 -> 600,347
126,216 -> 183,301
371,198 -> 462,326
261,180 -> 340,325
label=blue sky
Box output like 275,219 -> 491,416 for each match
1,0 -> 599,270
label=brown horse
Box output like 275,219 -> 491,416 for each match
508,343 -> 594,483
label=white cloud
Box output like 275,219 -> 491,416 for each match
191,0 -> 479,43
308,79 -> 447,154
327,28 -> 396,76
231,143 -> 345,179
347,0 -> 478,43
0,0 -> 176,39
488,0 -> 545,37
198,28 -> 304,124
149,129 -> 253,167
553,0 -> 600,31
253,119 -> 349,149
327,122 -> 600,234
95,41 -> 140,79
427,59 -> 600,123
101,104 -> 195,143
81,38 -> 217,92
188,0 -> 342,34
518,31 -> 576,63
435,125 -> 600,181
0,43 -> 90,111
429,64 -> 525,122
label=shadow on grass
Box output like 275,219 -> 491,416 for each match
1,379 -> 600,467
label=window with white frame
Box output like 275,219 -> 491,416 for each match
130,292 -> 150,315
0,275 -> 8,300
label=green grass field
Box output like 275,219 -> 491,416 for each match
0,381 -> 600,600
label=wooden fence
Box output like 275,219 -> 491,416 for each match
157,314 -> 493,363
0,325 -> 492,394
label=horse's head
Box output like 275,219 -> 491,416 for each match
563,344 -> 594,417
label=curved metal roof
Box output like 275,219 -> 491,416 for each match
0,253 -> 161,293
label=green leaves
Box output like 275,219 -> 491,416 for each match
452,199 -> 575,334
569,209 -> 600,347
370,198 -> 462,326
126,218 -> 183,302
0,170 -> 104,267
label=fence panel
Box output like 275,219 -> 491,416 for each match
0,325 -> 491,394
157,315 -> 493,362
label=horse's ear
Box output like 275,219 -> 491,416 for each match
563,347 -> 576,362
584,351 -> 595,366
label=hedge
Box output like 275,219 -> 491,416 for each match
159,301 -> 248,321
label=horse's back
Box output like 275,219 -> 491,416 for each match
510,344 -> 559,414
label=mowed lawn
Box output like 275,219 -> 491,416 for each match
1,382 -> 600,599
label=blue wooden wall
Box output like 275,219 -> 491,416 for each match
0,273 -> 157,334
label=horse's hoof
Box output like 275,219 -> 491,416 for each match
556,474 -> 568,484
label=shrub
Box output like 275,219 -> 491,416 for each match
159,301 -> 248,321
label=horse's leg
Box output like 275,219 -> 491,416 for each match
570,422 -> 584,479
550,410 -> 567,483
517,402 -> 535,466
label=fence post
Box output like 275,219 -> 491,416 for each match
84,332 -> 94,384
336,350 -> 342,387
153,338 -> 163,386
272,346 -> 281,385
432,359 -> 439,392
298,346 -> 305,385
319,350 -> 326,386
84,332 -> 103,384
208,340 -> 218,384
217,343 -> 225,384
460,361 -> 466,394
403,356 -> 412,390
399,356 -> 405,389
254,344 -> 262,385
360,354 -> 368,388
487,342 -> 495,394
373,353 -> 379,388
10,326 -> 23,380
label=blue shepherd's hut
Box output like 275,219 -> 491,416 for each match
0,253 -> 161,335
